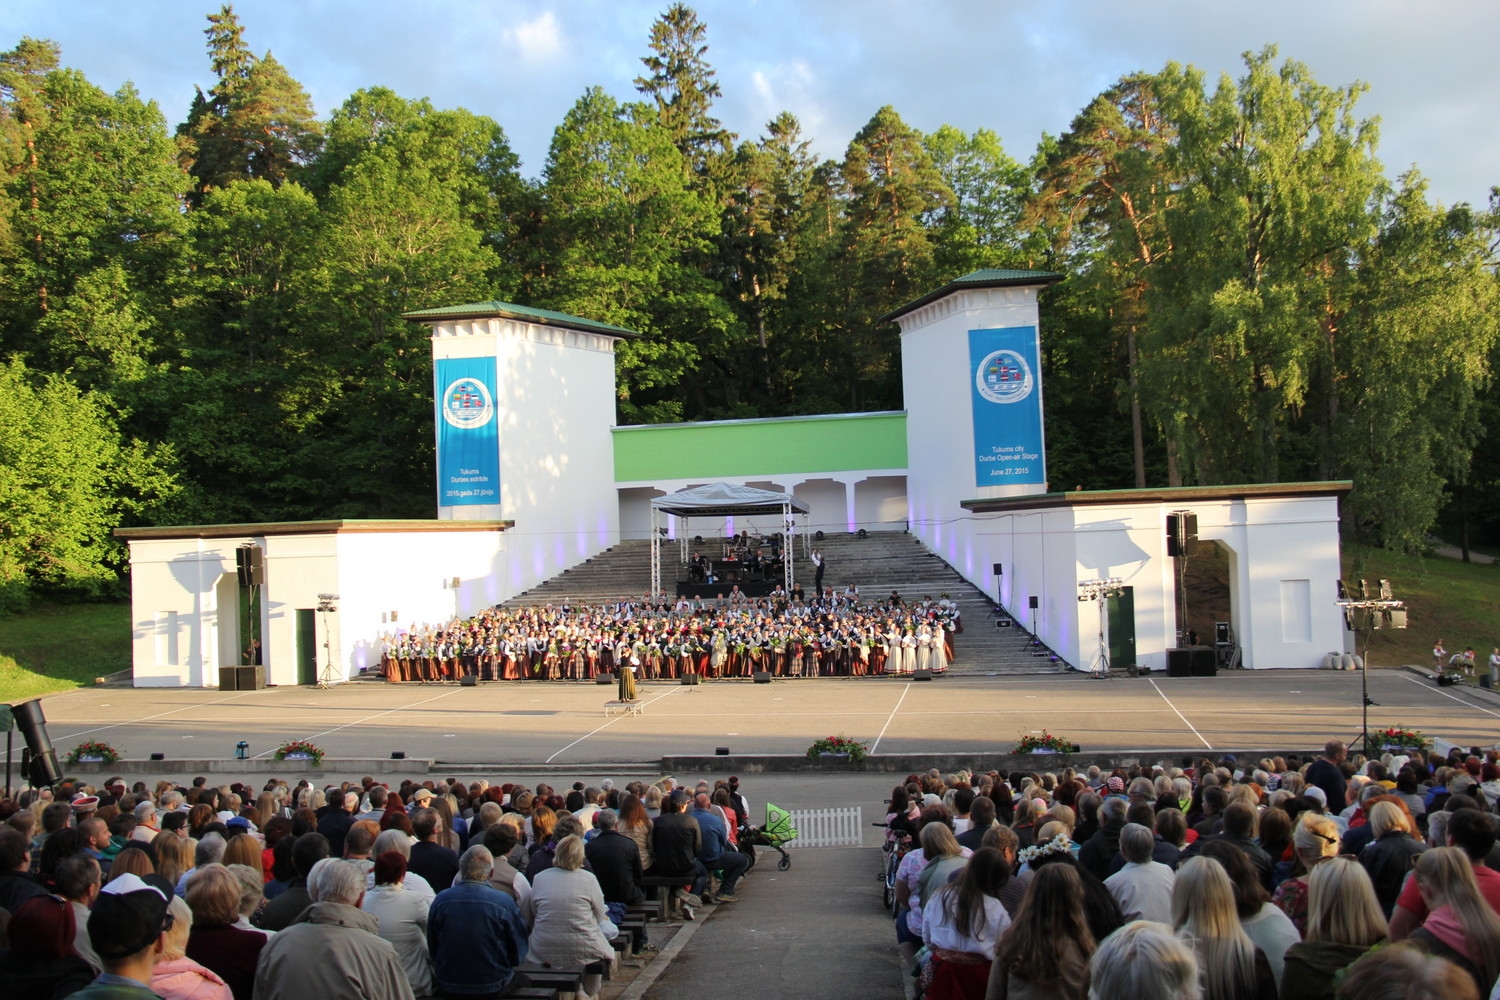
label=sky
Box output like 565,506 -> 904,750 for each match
4,0 -> 1497,208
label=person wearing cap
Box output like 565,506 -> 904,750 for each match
254,859 -> 415,1000
72,872 -> 177,999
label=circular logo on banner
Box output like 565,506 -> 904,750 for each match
975,349 -> 1034,404
441,377 -> 495,429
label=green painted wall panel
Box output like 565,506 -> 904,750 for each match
613,412 -> 907,482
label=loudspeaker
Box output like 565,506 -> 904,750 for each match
219,666 -> 240,691
1214,622 -> 1230,645
681,673 -> 699,685
1191,647 -> 1217,677
752,671 -> 771,684
459,674 -> 478,687
235,665 -> 264,690
1028,596 -> 1038,610
1167,513 -> 1199,557
912,669 -> 933,681
390,751 -> 406,760
992,563 -> 1003,576
1166,648 -> 1193,677
595,672 -> 612,685
11,700 -> 61,787
715,747 -> 730,755
236,546 -> 265,587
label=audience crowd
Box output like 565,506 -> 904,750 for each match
373,592 -> 962,683
889,739 -> 1500,1000
0,771 -> 761,999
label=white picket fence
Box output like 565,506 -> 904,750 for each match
785,806 -> 864,848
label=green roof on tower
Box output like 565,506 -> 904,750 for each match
403,300 -> 640,339
879,268 -> 1065,325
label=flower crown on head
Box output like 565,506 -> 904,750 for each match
1017,834 -> 1074,866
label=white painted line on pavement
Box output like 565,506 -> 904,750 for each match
869,683 -> 913,755
1406,675 -> 1500,720
253,688 -> 464,758
51,692 -> 255,742
1149,679 -> 1213,749
544,687 -> 685,764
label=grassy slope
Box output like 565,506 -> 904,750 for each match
0,601 -> 131,703
1346,549 -> 1500,667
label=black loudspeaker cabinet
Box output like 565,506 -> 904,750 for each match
681,673 -> 700,685
595,672 -> 613,685
459,674 -> 478,687
1028,596 -> 1039,610
912,669 -> 933,681
1166,648 -> 1193,677
752,671 -> 771,684
235,546 -> 266,587
992,563 -> 1003,576
1191,647 -> 1217,677
219,666 -> 241,690
236,665 -> 265,690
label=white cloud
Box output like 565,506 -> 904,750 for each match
502,10 -> 563,64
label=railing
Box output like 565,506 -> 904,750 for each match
786,806 -> 864,848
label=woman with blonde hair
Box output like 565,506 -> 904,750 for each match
524,836 -> 615,998
1272,811 -> 1341,935
1089,919 -> 1199,1000
1171,856 -> 1276,1000
1406,846 -> 1500,995
1279,857 -> 1387,1000
431,795 -> 462,851
1357,800 -> 1427,916
152,895 -> 232,1000
155,831 -> 195,889
220,835 -> 263,877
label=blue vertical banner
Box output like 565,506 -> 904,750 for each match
968,326 -> 1047,488
435,357 -> 500,507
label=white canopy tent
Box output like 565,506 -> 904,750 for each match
649,483 -> 810,595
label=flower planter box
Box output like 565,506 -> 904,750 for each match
284,752 -> 313,761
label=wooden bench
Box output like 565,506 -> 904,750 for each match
604,699 -> 643,717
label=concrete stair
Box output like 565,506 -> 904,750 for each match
502,533 -> 1071,676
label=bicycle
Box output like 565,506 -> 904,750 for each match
873,818 -> 913,913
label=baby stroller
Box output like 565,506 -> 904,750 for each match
741,802 -> 797,871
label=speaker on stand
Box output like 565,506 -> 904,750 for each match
11,700 -> 62,788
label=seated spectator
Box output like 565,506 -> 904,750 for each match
1021,831 -> 1124,946
1272,811 -> 1341,936
1280,857 -> 1387,1000
921,846 -> 1011,1000
481,823 -> 532,905
151,894 -> 231,1000
0,893 -> 96,997
1359,801 -> 1427,917
690,792 -> 749,903
255,832 -> 328,931
956,795 -> 997,852
360,852 -> 432,999
1171,856 -> 1277,1000
986,863 -> 1093,1000
1087,919 -> 1200,1000
1390,808 -> 1500,941
1184,802 -> 1274,890
428,846 -> 530,999
222,865 -> 268,936
253,859 -> 413,1000
1333,941 -> 1477,999
1405,847 -> 1500,996
524,836 -> 616,996
56,853 -> 104,970
407,809 -> 459,895
74,872 -> 177,1000
1079,797 -> 1127,882
1105,823 -> 1176,925
1198,840 -> 1298,991
106,847 -> 155,887
369,829 -> 435,903
649,790 -> 708,919
185,864 -> 265,1000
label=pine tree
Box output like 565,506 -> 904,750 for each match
634,3 -> 732,186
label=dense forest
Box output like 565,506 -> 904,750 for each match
0,4 -> 1496,612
